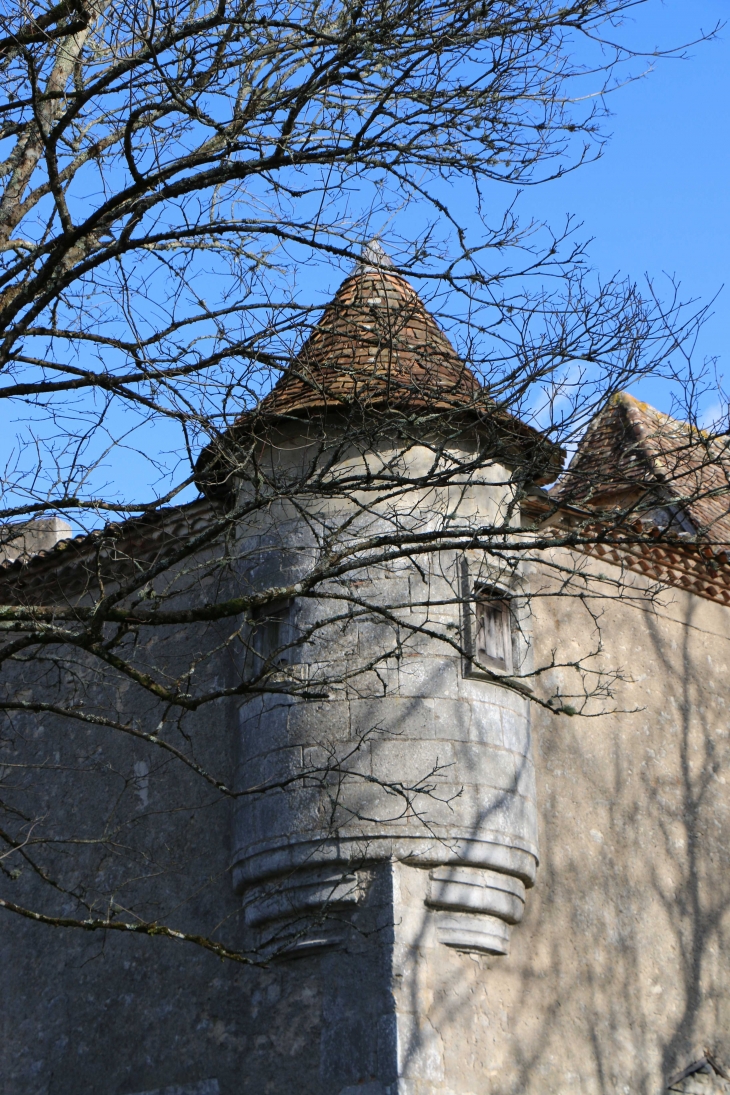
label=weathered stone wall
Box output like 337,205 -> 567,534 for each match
402,551 -> 730,1095
528,553 -> 730,1093
3,525 -> 730,1094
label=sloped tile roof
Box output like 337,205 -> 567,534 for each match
1,254 -> 566,594
532,392 -> 730,606
552,392 -> 730,549
587,522 -> 730,607
0,499 -> 218,603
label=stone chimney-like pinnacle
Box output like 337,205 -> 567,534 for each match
358,238 -> 394,270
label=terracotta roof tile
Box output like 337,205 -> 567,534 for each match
195,252 -> 564,493
532,392 -> 730,605
0,499 -> 218,604
585,520 -> 730,607
258,263 -> 483,415
552,392 -> 730,550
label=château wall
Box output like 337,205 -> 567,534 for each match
413,551 -> 730,1094
2,536 -> 730,1095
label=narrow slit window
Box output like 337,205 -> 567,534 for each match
251,601 -> 292,667
475,597 -> 512,673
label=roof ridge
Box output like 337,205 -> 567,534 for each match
618,389 -> 728,446
616,392 -> 672,485
0,497 -> 215,578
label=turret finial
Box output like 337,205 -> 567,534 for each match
359,239 -> 394,269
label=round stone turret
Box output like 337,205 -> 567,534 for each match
221,246 -> 556,957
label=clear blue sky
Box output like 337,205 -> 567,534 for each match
3,0 -> 727,520
514,0 -> 729,423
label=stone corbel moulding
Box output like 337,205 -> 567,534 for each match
237,831 -> 537,959
426,864 -> 527,956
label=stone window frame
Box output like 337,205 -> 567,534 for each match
460,558 -> 532,687
250,598 -> 295,668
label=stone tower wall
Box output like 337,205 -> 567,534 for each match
231,436 -> 539,971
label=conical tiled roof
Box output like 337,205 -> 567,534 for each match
259,252 -> 482,416
195,246 -> 564,494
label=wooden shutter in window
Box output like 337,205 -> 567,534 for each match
475,598 -> 512,673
